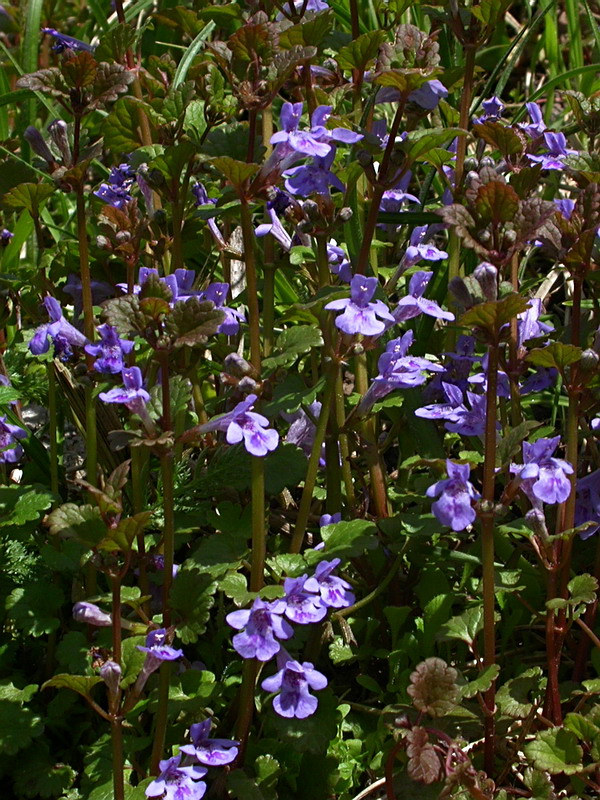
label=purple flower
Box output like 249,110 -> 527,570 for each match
283,147 -> 345,196
271,102 -> 332,158
327,240 -> 352,283
85,324 -> 134,374
401,226 -> 448,269
304,558 -> 355,608
72,601 -> 112,627
63,274 -> 114,317
510,436 -> 574,506
379,176 -> 419,215
179,720 -> 239,766
193,182 -> 226,248
199,394 -> 279,457
473,96 -> 504,124
284,401 -> 322,460
94,165 -> 135,209
423,335 -> 479,402
261,657 -> 327,719
41,27 -> 94,53
521,368 -> 557,395
519,102 -> 546,138
276,0 -> 329,18
145,755 -> 207,800
416,383 -> 489,438
426,460 -> 480,531
393,271 -> 454,324
408,79 -> 448,110
282,575 -> 327,624
29,297 -> 88,359
527,132 -> 576,171
319,512 -> 342,527
554,198 -> 576,220
99,661 -> 122,696
226,597 -> 293,661
201,283 -> 245,335
255,207 -> 293,251
325,275 -> 395,336
358,330 -> 444,412
0,228 -> 13,245
137,628 -> 183,667
517,299 -> 553,347
0,416 -> 27,463
98,367 -> 150,415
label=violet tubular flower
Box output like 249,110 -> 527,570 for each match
401,226 -> 449,269
327,240 -> 352,283
575,470 -> 600,540
283,147 -> 345,196
408,79 -> 448,110
29,297 -> 88,360
510,436 -> 574,506
85,324 -> 134,374
179,720 -> 239,766
0,416 -> 27,464
145,755 -> 207,800
393,271 -> 454,324
98,367 -> 150,415
282,575 -> 327,624
416,382 -> 490,438
41,27 -> 94,53
72,601 -> 112,627
94,163 -> 135,209
199,394 -> 279,457
473,95 -> 504,124
271,102 -> 332,158
325,275 -> 395,337
358,330 -> 444,413
304,558 -> 355,609
262,657 -> 327,719
201,283 -> 245,335
527,132 -> 576,171
426,460 -> 480,532
226,597 -> 293,661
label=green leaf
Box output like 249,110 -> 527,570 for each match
437,605 -> 483,647
564,712 -> 600,742
473,121 -> 525,157
269,690 -> 338,754
47,503 -> 107,548
2,182 -> 54,215
170,569 -> 219,643
524,727 -> 583,775
173,22 -> 216,87
306,519 -> 378,564
522,768 -> 555,800
0,486 -> 53,527
496,421 -> 541,467
120,636 -> 146,688
527,342 -> 582,372
0,681 -> 43,755
212,157 -> 259,192
336,30 -> 386,72
56,632 -> 90,675
94,23 -> 136,62
262,326 -> 324,369
474,180 -> 520,226
13,743 -> 77,798
278,11 -> 334,48
470,0 -> 511,25
404,127 -> 466,163
568,573 -> 598,605
103,97 -> 148,152
459,664 -> 500,699
166,297 -> 225,348
43,674 -> 103,699
460,294 -> 530,336
5,583 -> 64,637
496,667 -> 545,718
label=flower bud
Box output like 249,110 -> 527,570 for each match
448,276 -> 474,309
48,120 -> 72,165
99,660 -> 122,695
302,200 -> 319,221
525,508 -> 549,540
96,235 -> 112,250
223,352 -> 254,378
238,376 -> 260,394
153,208 -> 167,226
24,126 -> 55,165
116,231 -> 131,244
473,262 -> 498,302
73,601 -> 112,627
480,156 -> 495,168
338,207 -> 353,223
580,348 -> 599,372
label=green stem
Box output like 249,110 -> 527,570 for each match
240,199 -> 262,371
355,352 -> 389,518
335,371 -> 355,509
454,44 -> 477,191
333,554 -> 403,620
261,107 -> 275,358
110,573 -> 125,800
150,662 -> 172,774
47,368 -> 59,500
355,100 -> 407,276
290,362 -> 339,553
75,182 -> 97,484
234,658 -> 259,764
480,338 -> 499,777
249,457 -> 266,593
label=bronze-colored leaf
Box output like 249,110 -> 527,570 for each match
473,121 -> 526,157
406,727 -> 442,784
166,296 -> 225,348
407,657 -> 458,717
474,180 -> 520,226
62,51 -> 98,89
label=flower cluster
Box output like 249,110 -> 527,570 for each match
226,556 -> 354,718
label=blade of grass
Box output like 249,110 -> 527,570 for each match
564,0 -> 584,73
0,69 -> 10,139
514,64 -> 600,122
21,0 -> 44,133
88,0 -> 110,33
473,0 -> 554,113
106,0 -> 155,32
173,22 -> 216,88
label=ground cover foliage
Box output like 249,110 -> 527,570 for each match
2,0 -> 600,797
